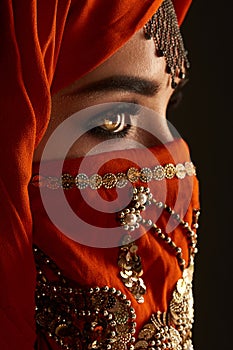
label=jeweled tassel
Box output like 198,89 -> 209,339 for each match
118,235 -> 146,304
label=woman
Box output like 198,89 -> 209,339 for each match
0,0 -> 200,349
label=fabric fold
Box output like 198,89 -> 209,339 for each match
0,1 -> 193,348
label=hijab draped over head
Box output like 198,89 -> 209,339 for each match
0,1 -> 192,348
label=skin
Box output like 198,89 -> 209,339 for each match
33,29 -> 179,161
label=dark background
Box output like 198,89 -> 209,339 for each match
168,1 -> 232,349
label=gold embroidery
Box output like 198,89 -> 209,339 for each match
34,247 -> 196,350
30,162 -> 196,190
117,187 -> 199,303
33,201 -> 200,349
134,264 -> 195,350
34,247 -> 137,349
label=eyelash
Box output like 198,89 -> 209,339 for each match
87,103 -> 141,139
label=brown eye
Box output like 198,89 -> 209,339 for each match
87,103 -> 141,139
101,113 -> 126,133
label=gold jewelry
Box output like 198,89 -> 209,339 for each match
31,161 -> 196,190
144,0 -> 190,89
117,186 -> 200,303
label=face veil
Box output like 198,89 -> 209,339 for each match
29,136 -> 200,349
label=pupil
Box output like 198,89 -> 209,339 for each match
102,113 -> 125,133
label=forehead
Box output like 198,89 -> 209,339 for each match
59,29 -> 168,95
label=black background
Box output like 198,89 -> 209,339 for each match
168,1 -> 232,349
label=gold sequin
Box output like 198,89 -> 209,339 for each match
102,173 -> 117,189
140,167 -> 153,183
116,172 -> 128,188
152,165 -> 165,180
175,163 -> 186,179
89,174 -> 102,189
127,167 -> 140,183
46,176 -> 61,189
164,163 -> 176,179
185,161 -> 196,176
75,173 -> 89,189
61,174 -> 74,189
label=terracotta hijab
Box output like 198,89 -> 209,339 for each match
0,1 -> 192,349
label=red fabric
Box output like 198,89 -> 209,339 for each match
51,0 -> 192,95
29,138 -> 199,349
0,1 -> 192,349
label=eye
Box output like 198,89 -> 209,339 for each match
87,103 -> 141,139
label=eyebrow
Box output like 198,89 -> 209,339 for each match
70,75 -> 161,97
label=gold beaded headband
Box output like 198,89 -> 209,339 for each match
144,0 -> 190,89
31,161 -> 196,190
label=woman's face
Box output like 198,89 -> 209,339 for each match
33,29 -> 176,161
